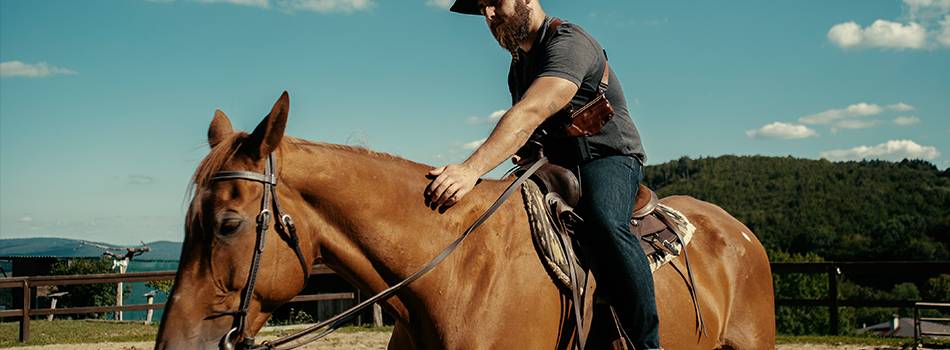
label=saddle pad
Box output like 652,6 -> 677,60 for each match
641,204 -> 696,271
521,179 -> 696,291
523,179 -> 577,287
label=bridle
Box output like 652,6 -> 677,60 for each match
207,152 -> 546,350
208,153 -> 308,350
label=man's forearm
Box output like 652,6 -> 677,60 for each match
462,107 -> 543,176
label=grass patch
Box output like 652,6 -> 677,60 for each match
261,325 -> 393,338
778,335 -> 950,348
0,320 -> 158,348
334,325 -> 394,333
0,321 -> 392,347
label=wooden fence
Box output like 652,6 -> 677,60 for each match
0,264 -> 350,343
3,261 -> 948,342
771,261 -> 950,335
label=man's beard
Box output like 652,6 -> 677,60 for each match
490,0 -> 532,55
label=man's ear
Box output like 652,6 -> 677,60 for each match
245,91 -> 289,159
208,109 -> 234,148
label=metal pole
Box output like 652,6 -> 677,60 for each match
828,264 -> 839,335
914,303 -> 920,350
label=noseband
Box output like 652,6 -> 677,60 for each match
209,154 -> 309,350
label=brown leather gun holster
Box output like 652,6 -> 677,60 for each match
564,64 -> 614,137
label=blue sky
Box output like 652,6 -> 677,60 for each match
1,0 -> 948,244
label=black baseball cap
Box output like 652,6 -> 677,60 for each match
450,0 -> 481,16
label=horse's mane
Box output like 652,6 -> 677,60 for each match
285,137 -> 430,170
185,132 -> 429,236
189,134 -> 430,191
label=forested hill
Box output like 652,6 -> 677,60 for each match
643,156 -> 950,262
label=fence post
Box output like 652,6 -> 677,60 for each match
48,298 -> 57,322
20,280 -> 30,342
373,303 -> 383,327
144,291 -> 157,325
115,258 -> 129,321
914,304 -> 921,350
47,291 -> 69,321
828,264 -> 839,335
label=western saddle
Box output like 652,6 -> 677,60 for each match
517,160 -> 705,348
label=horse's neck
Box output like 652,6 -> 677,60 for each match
280,144 -> 504,314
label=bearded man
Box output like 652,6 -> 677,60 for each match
424,0 -> 659,348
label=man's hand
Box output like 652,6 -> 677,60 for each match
425,163 -> 480,210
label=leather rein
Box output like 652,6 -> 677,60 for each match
209,153 -> 547,350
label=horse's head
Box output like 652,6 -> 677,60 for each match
156,92 -> 313,350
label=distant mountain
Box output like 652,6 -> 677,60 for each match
0,238 -> 182,260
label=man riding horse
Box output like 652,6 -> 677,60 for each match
425,0 -> 660,348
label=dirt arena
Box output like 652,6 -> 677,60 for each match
5,331 -> 911,350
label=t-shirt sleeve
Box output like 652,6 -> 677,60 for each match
537,24 -> 600,88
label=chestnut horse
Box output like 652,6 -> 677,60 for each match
155,92 -> 775,349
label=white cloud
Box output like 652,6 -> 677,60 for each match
127,175 -> 158,185
828,22 -> 864,48
894,115 -> 921,125
275,0 -> 374,13
831,119 -> 881,133
466,109 -> 508,124
489,109 -> 505,121
887,102 -> 915,111
462,138 -> 486,150
746,122 -> 818,140
865,20 -> 927,48
1,60 -> 77,78
18,216 -> 33,223
426,0 -> 452,9
940,15 -> 950,46
904,0 -> 950,21
828,20 -> 927,49
828,1 -> 950,50
799,103 -> 883,125
196,0 -> 268,8
180,0 -> 376,13
820,140 -> 940,161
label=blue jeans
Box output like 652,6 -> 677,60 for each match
576,155 -> 660,349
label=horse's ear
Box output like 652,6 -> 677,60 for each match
208,109 -> 234,148
246,91 -> 289,159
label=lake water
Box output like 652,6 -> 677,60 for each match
121,259 -> 179,321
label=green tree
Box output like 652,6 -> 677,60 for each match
50,257 -> 115,319
925,274 -> 950,301
146,279 -> 174,295
770,250 -> 831,335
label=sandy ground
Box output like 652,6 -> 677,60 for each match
6,331 -> 392,350
6,333 -> 924,350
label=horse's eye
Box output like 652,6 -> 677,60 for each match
219,217 -> 244,236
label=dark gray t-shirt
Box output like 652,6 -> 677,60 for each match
508,17 -> 646,166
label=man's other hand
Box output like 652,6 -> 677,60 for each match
425,163 -> 479,210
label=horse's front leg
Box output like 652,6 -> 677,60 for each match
387,322 -> 415,350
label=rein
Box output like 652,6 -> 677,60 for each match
210,153 -> 547,350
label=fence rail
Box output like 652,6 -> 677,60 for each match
0,264 -> 345,343
4,261 -> 948,342
914,302 -> 950,349
771,261 -> 950,335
